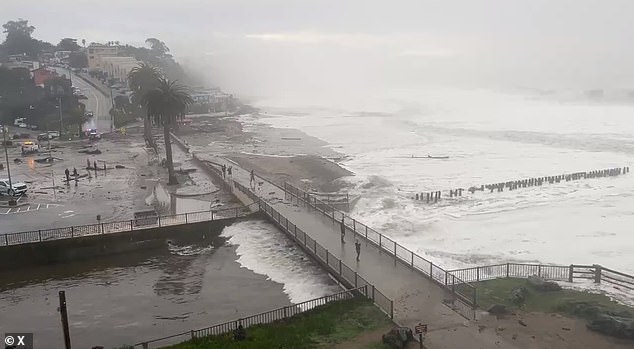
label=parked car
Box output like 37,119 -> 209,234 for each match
0,179 -> 28,196
37,131 -> 59,141
21,141 -> 39,154
88,129 -> 101,141
85,111 -> 94,117
17,123 -> 28,128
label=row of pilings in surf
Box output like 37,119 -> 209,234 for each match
414,166 -> 629,203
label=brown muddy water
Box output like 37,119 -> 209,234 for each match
0,219 -> 340,348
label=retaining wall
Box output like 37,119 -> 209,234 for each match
0,216 -> 254,271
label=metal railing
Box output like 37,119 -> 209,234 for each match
0,203 -> 259,247
257,199 -> 394,319
134,286 -> 373,348
449,263 -> 634,292
282,182 -> 476,318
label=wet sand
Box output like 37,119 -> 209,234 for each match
177,111 -> 634,349
176,114 -> 353,192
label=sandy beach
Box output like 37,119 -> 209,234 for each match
176,110 -> 634,349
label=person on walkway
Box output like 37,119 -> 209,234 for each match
250,170 -> 255,189
233,323 -> 246,341
64,168 -> 70,182
86,158 -> 91,169
228,166 -> 232,177
94,161 -> 98,172
73,167 -> 78,177
340,219 -> 346,243
355,240 -> 361,261
222,164 -> 226,179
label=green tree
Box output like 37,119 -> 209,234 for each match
1,19 -> 41,58
143,78 -> 192,185
128,62 -> 162,147
57,38 -> 81,51
145,38 -> 169,56
66,105 -> 87,136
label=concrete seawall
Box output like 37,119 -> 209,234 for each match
0,215 -> 259,271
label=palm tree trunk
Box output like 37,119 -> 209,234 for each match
163,124 -> 177,185
144,116 -> 152,147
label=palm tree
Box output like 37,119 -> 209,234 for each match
143,77 -> 192,185
128,63 -> 161,147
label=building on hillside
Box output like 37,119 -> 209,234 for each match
8,53 -> 27,63
100,56 -> 139,85
3,60 -> 38,71
31,67 -> 58,87
39,52 -> 54,65
191,90 -> 213,104
87,44 -> 119,70
53,51 -> 71,65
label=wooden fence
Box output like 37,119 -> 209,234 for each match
448,263 -> 634,292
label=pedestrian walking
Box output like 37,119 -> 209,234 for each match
86,158 -> 91,169
355,240 -> 361,261
94,161 -> 98,172
340,219 -> 346,243
73,167 -> 78,177
250,170 -> 255,189
228,166 -> 232,177
64,168 -> 70,182
222,164 -> 226,179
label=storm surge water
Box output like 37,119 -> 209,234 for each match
221,220 -> 341,303
250,87 -> 634,275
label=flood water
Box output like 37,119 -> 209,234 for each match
0,219 -> 340,348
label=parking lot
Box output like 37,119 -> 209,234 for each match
1,126 -> 155,234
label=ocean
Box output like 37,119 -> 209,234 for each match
249,87 -> 634,275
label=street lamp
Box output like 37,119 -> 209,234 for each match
109,87 -> 114,132
58,96 -> 63,136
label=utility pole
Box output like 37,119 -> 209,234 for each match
2,127 -> 16,206
109,87 -> 114,132
58,291 -> 72,349
58,96 -> 64,137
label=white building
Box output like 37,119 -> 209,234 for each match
100,56 -> 139,84
87,44 -> 119,70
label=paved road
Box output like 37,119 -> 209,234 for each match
72,74 -> 113,132
51,67 -> 113,133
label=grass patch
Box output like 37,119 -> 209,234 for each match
162,298 -> 392,349
475,278 -> 633,322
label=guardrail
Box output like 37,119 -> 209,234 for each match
282,182 -> 476,319
257,199 -> 394,319
448,263 -> 634,292
0,203 -> 259,247
134,286 -> 374,348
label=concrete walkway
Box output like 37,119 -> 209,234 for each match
192,154 -> 520,349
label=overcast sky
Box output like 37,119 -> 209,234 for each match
3,0 -> 634,99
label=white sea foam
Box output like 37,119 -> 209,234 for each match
221,220 -> 341,303
253,87 -> 634,277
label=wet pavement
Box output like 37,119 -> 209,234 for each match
0,126 -> 237,235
